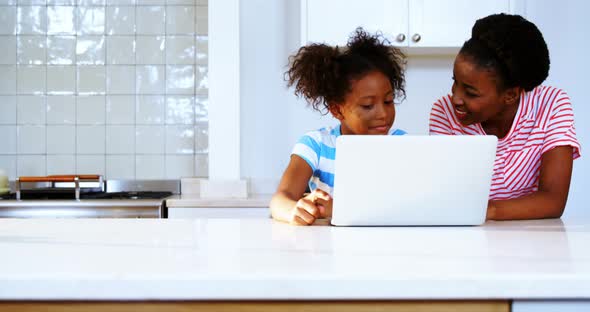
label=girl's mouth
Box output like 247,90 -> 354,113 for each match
369,125 -> 390,133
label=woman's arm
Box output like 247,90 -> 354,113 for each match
487,146 -> 574,220
270,155 -> 330,225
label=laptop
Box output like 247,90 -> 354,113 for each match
330,135 -> 497,226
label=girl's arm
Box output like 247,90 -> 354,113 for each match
486,146 -> 574,220
270,155 -> 330,225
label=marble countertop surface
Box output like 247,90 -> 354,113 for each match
0,217 -> 589,300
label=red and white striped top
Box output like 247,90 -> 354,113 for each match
430,86 -> 581,200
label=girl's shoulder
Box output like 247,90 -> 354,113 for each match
389,128 -> 407,135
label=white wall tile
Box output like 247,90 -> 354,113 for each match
195,35 -> 207,65
135,36 -> 164,64
194,153 -> 207,177
195,65 -> 207,95
168,0 -> 196,5
136,95 -> 164,124
165,154 -> 193,179
17,65 -> 46,94
106,125 -> 134,153
0,36 -> 17,64
17,125 -> 45,154
194,121 -> 207,153
136,65 -> 165,94
77,65 -> 106,94
17,6 -> 47,35
137,0 -> 164,5
106,0 -> 135,5
47,95 -> 75,124
48,0 -> 76,4
17,95 -> 45,124
77,95 -> 105,124
47,36 -> 76,65
165,125 -> 193,154
106,6 -> 135,35
135,154 -> 164,179
76,36 -> 106,65
17,36 -> 46,65
0,126 -> 17,154
47,65 -> 76,95
0,66 -> 17,95
166,65 -> 194,94
165,35 -> 194,64
136,6 -> 165,34
106,36 -> 135,64
47,154 -> 75,174
18,0 -> 47,4
76,154 -> 105,175
46,125 -> 75,154
106,65 -> 135,94
165,96 -> 193,124
76,125 -> 105,153
78,0 -> 106,5
106,154 -> 134,179
47,6 -> 76,35
0,96 -> 17,124
106,95 -> 134,124
0,155 -> 17,180
194,94 -> 208,121
136,125 -> 164,153
195,6 -> 207,36
0,7 -> 17,35
77,7 -> 105,35
17,155 -> 46,176
166,6 -> 194,35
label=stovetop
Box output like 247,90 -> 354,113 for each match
0,190 -> 173,200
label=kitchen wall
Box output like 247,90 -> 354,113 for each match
0,0 -> 209,181
240,0 -> 590,217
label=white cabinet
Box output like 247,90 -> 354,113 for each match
301,0 -> 522,48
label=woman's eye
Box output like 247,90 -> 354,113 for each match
384,100 -> 394,105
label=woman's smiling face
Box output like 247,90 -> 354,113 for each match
330,70 -> 396,135
451,53 -> 512,126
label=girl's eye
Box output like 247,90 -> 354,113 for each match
361,104 -> 374,110
384,100 -> 394,105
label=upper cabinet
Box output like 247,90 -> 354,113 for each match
301,0 -> 524,48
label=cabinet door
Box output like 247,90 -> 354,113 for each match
408,0 -> 510,47
302,0 -> 408,47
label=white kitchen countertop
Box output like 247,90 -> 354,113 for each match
0,217 -> 589,300
165,194 -> 271,207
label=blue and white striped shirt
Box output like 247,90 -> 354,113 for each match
291,125 -> 406,195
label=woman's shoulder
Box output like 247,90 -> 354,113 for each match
524,85 -> 571,117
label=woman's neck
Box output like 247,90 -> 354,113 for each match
481,102 -> 519,139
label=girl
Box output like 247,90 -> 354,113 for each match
429,14 -> 581,220
270,29 -> 407,225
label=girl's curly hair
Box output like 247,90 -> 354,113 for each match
286,28 -> 406,113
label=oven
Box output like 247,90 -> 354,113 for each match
0,175 -> 178,218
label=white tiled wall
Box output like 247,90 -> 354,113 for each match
0,0 -> 208,180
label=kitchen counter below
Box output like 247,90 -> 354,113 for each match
0,217 -> 589,300
165,194 -> 271,208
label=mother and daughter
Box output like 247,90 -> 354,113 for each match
270,13 -> 581,225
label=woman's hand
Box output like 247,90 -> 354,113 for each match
289,189 -> 332,225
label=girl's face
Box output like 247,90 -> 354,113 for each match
451,53 -> 519,126
330,70 -> 396,135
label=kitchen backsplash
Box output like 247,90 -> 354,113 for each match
0,0 -> 208,181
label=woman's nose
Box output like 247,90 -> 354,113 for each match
451,93 -> 463,106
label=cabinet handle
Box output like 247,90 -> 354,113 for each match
412,33 -> 421,43
395,33 -> 406,42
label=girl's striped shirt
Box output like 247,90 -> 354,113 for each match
429,85 -> 581,200
292,125 -> 406,195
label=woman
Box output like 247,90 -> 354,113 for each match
429,13 -> 581,220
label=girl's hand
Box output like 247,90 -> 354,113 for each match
289,189 -> 332,225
